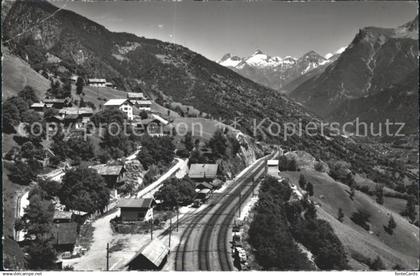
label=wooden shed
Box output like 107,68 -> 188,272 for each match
127,239 -> 169,270
117,198 -> 154,222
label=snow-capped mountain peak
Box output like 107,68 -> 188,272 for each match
325,46 -> 347,59
218,53 -> 243,67
217,48 -> 343,90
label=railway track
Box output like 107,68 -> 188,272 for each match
174,152 -> 276,271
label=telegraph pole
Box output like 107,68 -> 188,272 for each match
238,192 -> 242,218
106,243 -> 109,271
169,217 -> 172,248
176,206 -> 179,232
150,220 -> 153,240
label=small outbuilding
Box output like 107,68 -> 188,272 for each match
195,182 -> 213,191
53,210 -> 73,223
126,239 -> 170,270
89,164 -> 126,188
52,222 -> 78,252
117,198 -> 154,222
188,164 -> 219,181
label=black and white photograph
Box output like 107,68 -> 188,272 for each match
1,0 -> 419,273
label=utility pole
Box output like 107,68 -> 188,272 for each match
106,243 -> 109,271
176,206 -> 179,232
169,217 -> 172,248
150,220 -> 153,240
238,192 -> 242,218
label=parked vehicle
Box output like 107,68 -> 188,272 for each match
192,199 -> 202,208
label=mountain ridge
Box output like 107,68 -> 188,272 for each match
289,16 -> 418,126
218,49 -> 333,91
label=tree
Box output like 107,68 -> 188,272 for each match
207,129 -> 227,158
401,195 -> 417,222
20,189 -> 57,269
349,186 -> 355,200
351,209 -> 371,230
8,160 -> 38,185
18,86 -> 38,105
137,136 -> 175,169
345,172 -> 356,187
43,108 -> 59,121
154,177 -> 196,209
139,110 -> 148,120
370,256 -> 386,270
38,179 -> 62,198
60,168 -> 110,213
76,77 -> 84,96
306,182 -> 314,196
375,184 -> 384,205
91,109 -> 126,126
337,208 -> 345,222
21,141 -> 36,159
2,100 -> 21,132
386,215 -> 397,234
299,174 -> 307,189
183,131 -> 194,151
62,79 -> 72,98
288,158 -> 298,171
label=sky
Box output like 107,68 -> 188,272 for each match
54,1 -> 418,61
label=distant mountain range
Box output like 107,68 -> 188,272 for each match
218,48 -> 345,91
290,16 -> 418,132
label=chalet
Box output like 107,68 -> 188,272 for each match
30,102 -> 48,112
53,210 -> 73,223
188,164 -> 219,181
58,107 -> 94,126
70,75 -> 78,83
52,222 -> 78,252
104,99 -> 134,121
117,198 -> 154,222
89,164 -> 126,188
127,92 -> 152,111
43,98 -> 68,109
126,239 -> 169,270
88,78 -> 113,87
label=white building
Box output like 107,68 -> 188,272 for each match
267,159 -> 280,177
103,99 -> 134,121
127,92 -> 152,111
88,78 -> 113,88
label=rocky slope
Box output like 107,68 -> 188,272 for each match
290,17 -> 419,124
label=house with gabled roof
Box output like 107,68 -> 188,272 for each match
126,239 -> 169,270
89,164 -> 126,188
104,99 -> 134,120
52,222 -> 78,252
127,92 -> 152,111
117,198 -> 154,222
188,163 -> 219,181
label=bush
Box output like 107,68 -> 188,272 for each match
154,177 -> 196,209
8,160 -> 38,185
351,209 -> 371,231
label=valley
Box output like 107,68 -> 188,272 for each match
1,0 -> 418,272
